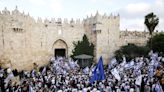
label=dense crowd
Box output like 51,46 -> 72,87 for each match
0,51 -> 164,92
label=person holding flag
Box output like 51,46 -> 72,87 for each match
90,56 -> 106,84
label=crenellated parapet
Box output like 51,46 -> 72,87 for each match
1,7 -> 10,15
36,18 -> 84,28
0,6 -> 85,31
0,6 -> 121,31
0,6 -> 34,21
120,30 -> 149,38
119,30 -> 150,46
84,11 -> 120,25
0,6 -> 37,33
83,11 -> 120,34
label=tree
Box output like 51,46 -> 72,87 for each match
147,33 -> 164,54
71,34 -> 94,57
115,43 -> 150,62
144,12 -> 159,49
71,34 -> 94,67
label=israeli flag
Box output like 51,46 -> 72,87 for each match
90,56 -> 105,84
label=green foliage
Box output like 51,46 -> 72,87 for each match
144,12 -> 159,35
147,33 -> 164,53
144,12 -> 159,49
71,34 -> 94,57
71,34 -> 94,67
115,43 -> 150,62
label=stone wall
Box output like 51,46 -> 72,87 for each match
119,31 -> 150,46
0,7 -> 84,70
0,7 -> 150,70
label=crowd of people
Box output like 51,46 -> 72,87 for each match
0,51 -> 163,92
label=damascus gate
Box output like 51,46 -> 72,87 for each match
53,39 -> 68,57
0,7 -> 150,70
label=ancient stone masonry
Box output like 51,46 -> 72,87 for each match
0,7 -> 150,70
119,31 -> 150,46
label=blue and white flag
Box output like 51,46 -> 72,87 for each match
83,66 -> 89,74
111,58 -> 117,66
90,56 -> 105,84
41,67 -> 46,75
29,85 -> 34,92
111,68 -> 121,81
135,75 -> 142,86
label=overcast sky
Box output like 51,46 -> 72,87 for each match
0,0 -> 164,31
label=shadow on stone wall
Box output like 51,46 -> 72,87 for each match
0,54 -> 11,68
0,51 -> 52,71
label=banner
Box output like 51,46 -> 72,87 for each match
90,56 -> 105,83
111,68 -> 121,81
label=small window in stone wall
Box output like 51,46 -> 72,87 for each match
97,30 -> 101,33
13,28 -> 24,33
56,22 -> 62,26
70,25 -> 74,27
45,24 -> 48,27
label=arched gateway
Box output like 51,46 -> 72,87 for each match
52,39 -> 68,57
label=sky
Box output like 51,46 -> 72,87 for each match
0,0 -> 164,31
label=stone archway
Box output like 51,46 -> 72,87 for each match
52,39 -> 68,57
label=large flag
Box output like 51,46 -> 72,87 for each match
90,56 -> 105,84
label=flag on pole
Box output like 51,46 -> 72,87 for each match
90,56 -> 105,84
111,68 -> 121,81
